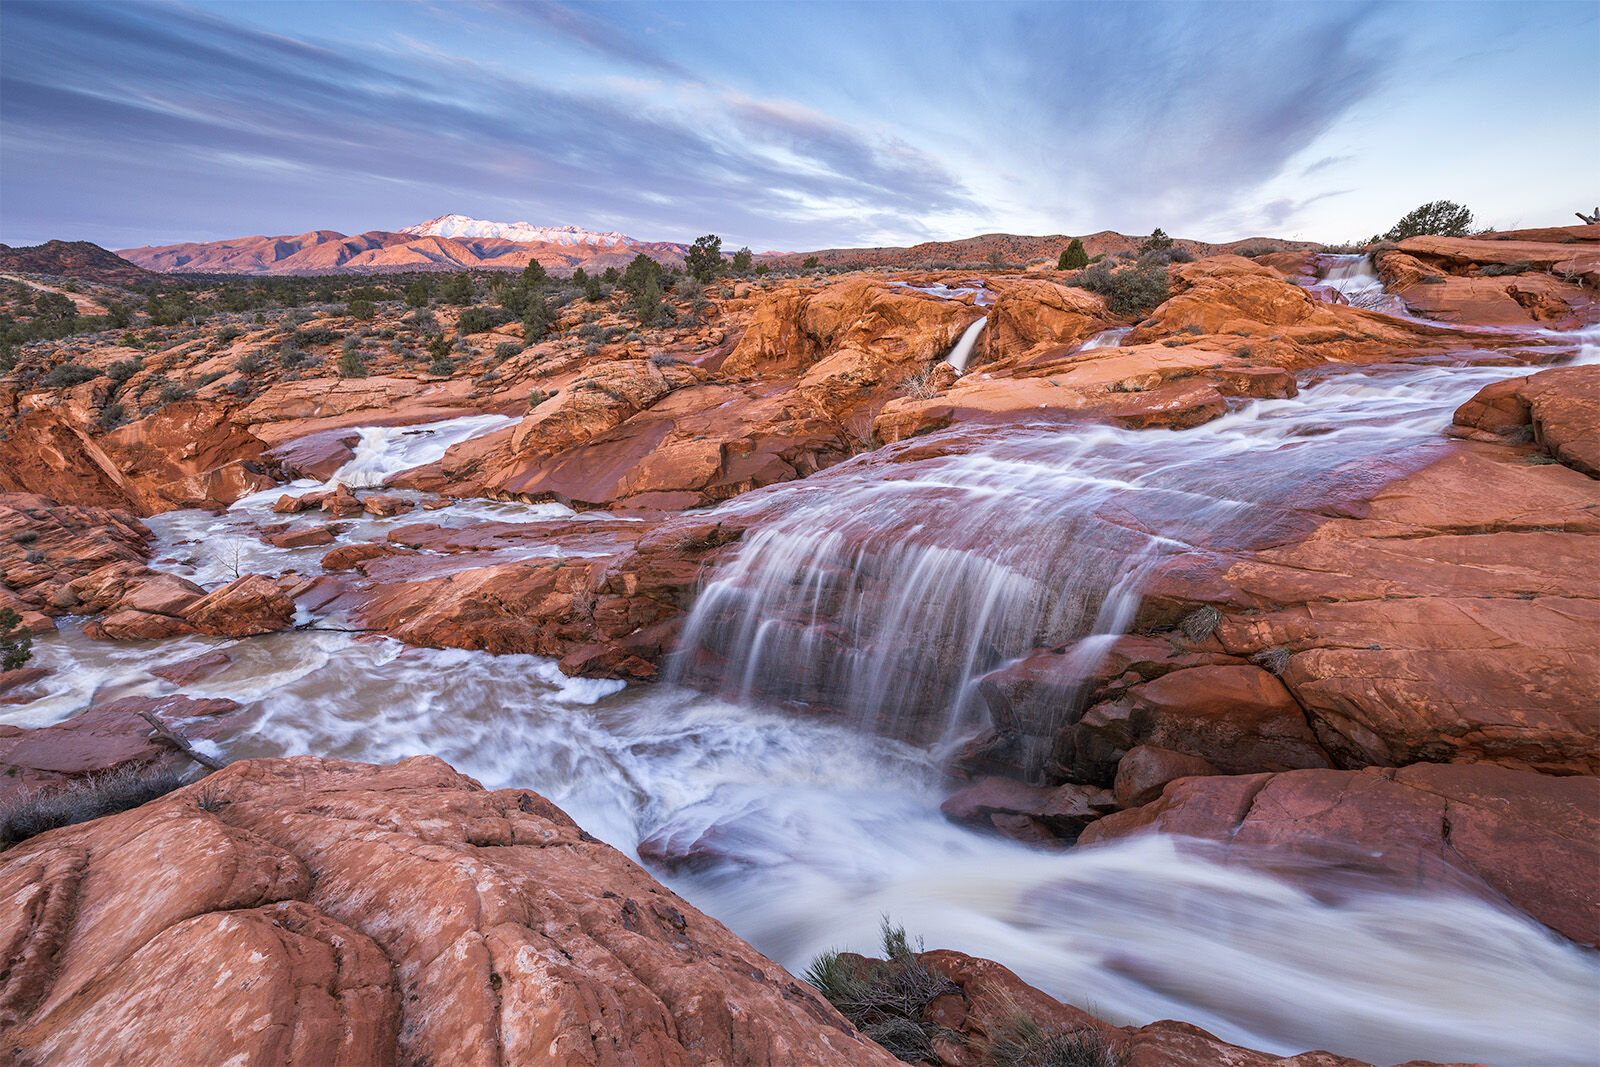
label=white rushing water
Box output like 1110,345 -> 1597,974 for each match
11,331 -> 1600,1065
944,315 -> 988,373
1315,254 -> 1409,316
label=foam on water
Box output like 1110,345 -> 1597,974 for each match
11,325 -> 1600,1067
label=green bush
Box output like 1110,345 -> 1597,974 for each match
805,920 -> 957,1063
43,363 -> 101,388
1057,239 -> 1088,271
457,306 -> 513,335
337,349 -> 368,378
1,606 -> 33,671
1373,200 -> 1474,243
1069,263 -> 1170,316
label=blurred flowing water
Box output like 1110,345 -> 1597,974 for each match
11,332 -> 1600,1066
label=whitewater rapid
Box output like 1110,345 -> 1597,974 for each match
11,336 -> 1600,1067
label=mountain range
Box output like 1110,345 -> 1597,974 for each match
117,214 -> 696,276
108,214 -> 1320,277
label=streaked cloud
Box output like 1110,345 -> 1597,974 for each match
0,0 -> 1594,250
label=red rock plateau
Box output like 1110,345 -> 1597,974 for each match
2,222 -> 1597,1063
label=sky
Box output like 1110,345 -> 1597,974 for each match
1,0 -> 1596,252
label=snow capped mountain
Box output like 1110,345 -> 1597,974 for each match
401,213 -> 637,247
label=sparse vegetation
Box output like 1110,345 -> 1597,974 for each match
1372,200 -> 1474,244
1179,605 -> 1221,642
1,607 -> 34,671
986,1013 -> 1123,1067
0,764 -> 186,849
805,919 -> 958,1064
1068,262 -> 1170,316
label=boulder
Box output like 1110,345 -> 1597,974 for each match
183,575 -> 296,637
149,650 -> 233,685
0,755 -> 900,1066
940,777 -> 1114,843
1113,745 -> 1219,808
263,526 -> 338,549
1081,763 -> 1600,947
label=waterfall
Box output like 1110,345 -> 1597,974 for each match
671,357 -> 1556,748
945,316 -> 987,372
1316,254 -> 1408,316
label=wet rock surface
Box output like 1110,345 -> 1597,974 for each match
0,755 -> 900,1066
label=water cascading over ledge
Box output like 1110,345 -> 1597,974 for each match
668,356 -> 1531,758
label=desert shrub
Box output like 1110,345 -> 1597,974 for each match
346,298 -> 375,320
1,606 -> 33,670
196,370 -> 228,388
1070,263 -> 1170,316
158,383 -> 192,405
294,326 -> 343,346
106,358 -> 142,386
900,366 -> 941,400
495,341 -> 523,359
429,352 -> 454,376
1234,245 -> 1277,258
1139,228 -> 1173,254
43,363 -> 100,388
1373,200 -> 1474,243
97,402 -> 127,431
234,349 -> 268,375
458,305 -> 513,335
1479,261 -> 1531,277
802,256 -> 820,269
986,1013 -> 1124,1067
1179,605 -> 1221,642
805,919 -> 957,1063
1058,239 -> 1089,271
1251,647 -> 1292,675
337,349 -> 368,378
0,764 -> 186,848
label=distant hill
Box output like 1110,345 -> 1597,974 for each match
119,216 -> 696,277
773,231 -> 1321,269
0,239 -> 157,286
115,214 -> 1324,278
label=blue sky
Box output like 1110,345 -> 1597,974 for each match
1,0 -> 1595,251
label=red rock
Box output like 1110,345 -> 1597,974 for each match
0,495 -> 152,613
940,777 -> 1114,842
0,694 -> 239,802
0,755 -> 900,1066
1057,665 -> 1331,784
320,542 -> 411,573
183,575 -> 296,637
1081,763 -> 1600,947
82,609 -> 197,641
0,667 -> 51,704
361,493 -> 413,517
263,526 -> 337,549
319,485 -> 364,517
1451,366 -> 1598,477
882,949 -> 1442,1067
100,400 -> 278,510
149,651 -> 233,685
271,493 -> 318,514
1113,745 -> 1219,808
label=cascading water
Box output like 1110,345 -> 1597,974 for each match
1316,254 -> 1409,316
12,329 -> 1600,1065
328,412 -> 517,488
944,315 -> 987,372
671,356 -> 1565,749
